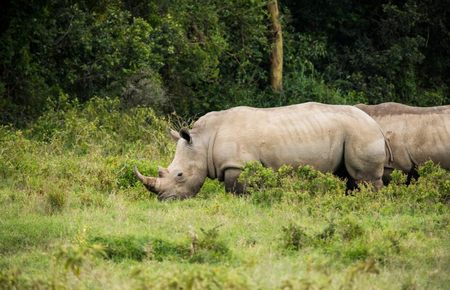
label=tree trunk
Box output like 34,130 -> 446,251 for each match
268,0 -> 283,91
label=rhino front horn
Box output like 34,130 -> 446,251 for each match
133,166 -> 158,193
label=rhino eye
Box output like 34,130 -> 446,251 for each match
177,172 -> 183,177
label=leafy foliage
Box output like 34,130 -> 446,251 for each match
1,0 -> 448,126
239,162 -> 346,206
281,223 -> 311,251
283,0 -> 449,105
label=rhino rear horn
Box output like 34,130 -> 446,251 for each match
134,166 -> 158,193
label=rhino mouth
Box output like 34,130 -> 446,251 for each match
158,192 -> 189,201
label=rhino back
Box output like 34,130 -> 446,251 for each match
356,102 -> 450,116
356,103 -> 450,170
193,103 -> 384,179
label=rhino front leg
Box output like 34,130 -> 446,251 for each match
224,168 -> 246,194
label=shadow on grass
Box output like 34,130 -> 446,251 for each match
88,228 -> 231,264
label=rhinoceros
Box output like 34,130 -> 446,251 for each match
355,102 -> 450,181
135,103 -> 389,200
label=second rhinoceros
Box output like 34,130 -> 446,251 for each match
356,102 -> 450,181
135,102 -> 389,200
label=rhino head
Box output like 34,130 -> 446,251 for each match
134,128 -> 208,201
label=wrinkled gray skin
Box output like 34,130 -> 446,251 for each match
356,102 -> 450,180
135,103 -> 388,200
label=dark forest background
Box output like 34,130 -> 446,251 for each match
1,0 -> 449,126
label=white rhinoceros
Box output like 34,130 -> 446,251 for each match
356,102 -> 450,181
135,102 -> 389,200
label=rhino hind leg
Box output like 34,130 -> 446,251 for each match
224,168 -> 246,194
334,162 -> 359,191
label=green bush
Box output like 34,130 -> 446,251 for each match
189,226 -> 231,264
46,189 -> 67,214
78,189 -> 107,208
56,239 -> 105,277
342,241 -> 370,262
416,161 -> 450,203
280,223 -> 311,251
238,161 -> 278,190
316,221 -> 336,242
250,188 -> 285,207
380,161 -> 450,204
239,162 -> 346,206
389,169 -> 408,186
136,267 -> 251,290
27,97 -> 172,156
293,165 -> 346,196
337,215 -> 365,241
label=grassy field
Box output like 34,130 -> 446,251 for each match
1,99 -> 449,289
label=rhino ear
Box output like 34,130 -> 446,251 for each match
180,128 -> 192,144
170,129 -> 180,142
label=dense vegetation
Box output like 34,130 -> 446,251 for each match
1,0 -> 449,126
1,99 -> 449,289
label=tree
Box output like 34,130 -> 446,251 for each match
268,0 -> 283,91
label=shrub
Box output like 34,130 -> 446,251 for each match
0,128 -> 38,179
280,223 -> 311,251
78,190 -> 107,208
238,162 -> 346,206
293,165 -> 346,196
189,226 -> 231,264
342,241 -> 370,262
136,267 -> 251,290
238,161 -> 278,191
250,188 -> 285,206
27,97 -> 173,157
0,268 -> 22,289
45,189 -> 67,214
372,161 -> 449,205
416,161 -> 450,203
55,230 -> 105,277
389,169 -> 408,186
196,179 -> 225,199
337,215 -> 365,241
316,221 -> 337,242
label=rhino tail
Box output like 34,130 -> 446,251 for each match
384,138 -> 394,165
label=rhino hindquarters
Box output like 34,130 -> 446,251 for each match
343,137 -> 386,190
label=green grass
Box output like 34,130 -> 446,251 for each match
0,99 -> 449,289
